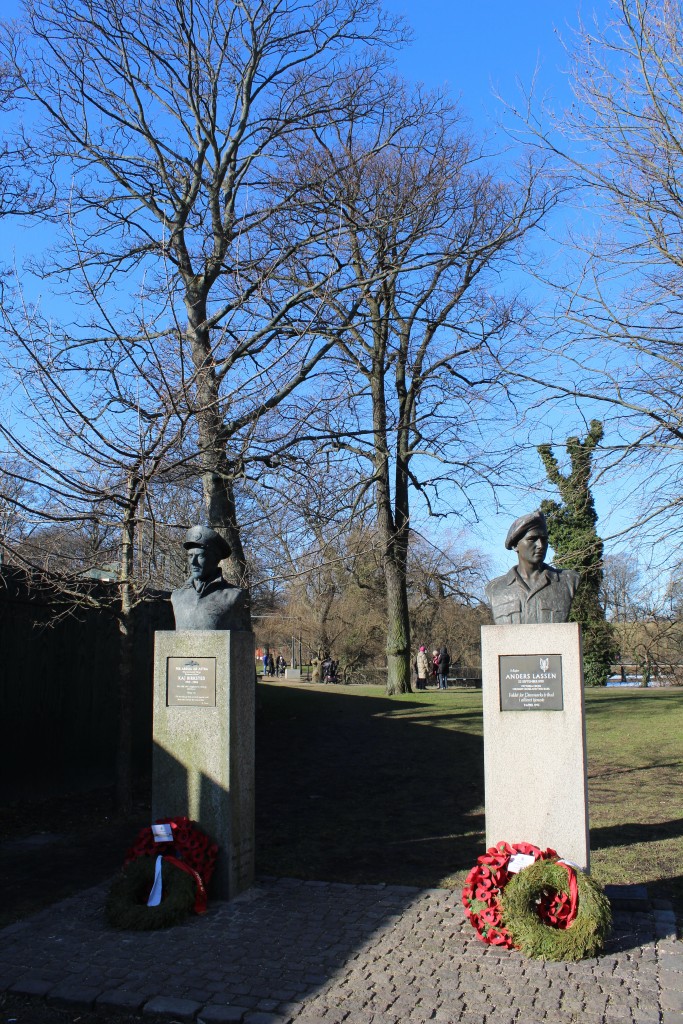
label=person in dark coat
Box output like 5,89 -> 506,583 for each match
437,646 -> 451,690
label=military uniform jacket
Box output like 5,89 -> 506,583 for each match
485,564 -> 580,625
171,575 -> 250,631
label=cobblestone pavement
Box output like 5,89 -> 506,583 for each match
0,879 -> 681,1024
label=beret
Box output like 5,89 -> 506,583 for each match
504,510 -> 547,550
183,525 -> 232,560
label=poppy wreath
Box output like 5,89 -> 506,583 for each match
462,841 -> 612,960
106,817 -> 218,930
462,841 -> 558,948
501,858 -> 612,962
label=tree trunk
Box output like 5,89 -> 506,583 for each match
187,296 -> 251,619
384,553 -> 412,694
202,462 -> 250,587
116,480 -> 137,814
314,597 -> 334,655
116,609 -> 135,815
371,355 -> 412,694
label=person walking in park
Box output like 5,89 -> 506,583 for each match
431,650 -> 439,687
416,646 -> 430,690
438,646 -> 451,690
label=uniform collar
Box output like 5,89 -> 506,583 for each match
505,563 -> 556,598
185,572 -> 224,596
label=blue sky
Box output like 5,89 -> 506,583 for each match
383,0 -> 604,121
0,0 -> 650,578
377,1 -> 623,572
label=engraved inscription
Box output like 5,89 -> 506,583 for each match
499,654 -> 563,711
167,657 -> 217,707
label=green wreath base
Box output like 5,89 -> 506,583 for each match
500,860 -> 612,962
106,856 -> 196,931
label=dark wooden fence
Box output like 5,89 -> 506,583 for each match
0,567 -> 172,799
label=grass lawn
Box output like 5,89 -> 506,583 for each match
585,688 -> 683,906
255,682 -> 683,910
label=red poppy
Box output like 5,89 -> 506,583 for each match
461,841 -> 558,948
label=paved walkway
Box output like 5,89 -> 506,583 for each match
0,879 -> 681,1024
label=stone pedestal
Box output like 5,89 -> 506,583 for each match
284,667 -> 301,681
153,630 -> 255,898
481,623 -> 590,870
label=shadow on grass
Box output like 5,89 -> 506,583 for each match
585,691 -> 683,713
588,760 -> 682,779
256,684 -> 485,887
592,818 -> 683,849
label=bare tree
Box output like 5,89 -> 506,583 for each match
0,458 -> 37,562
242,452 -> 376,657
0,60 -> 52,218
408,533 -> 490,650
610,580 -> 683,686
599,552 -> 683,683
513,0 -> 683,552
0,0 -> 408,583
601,553 -> 643,624
0,292 -> 193,811
279,94 -> 555,692
255,517 -> 389,677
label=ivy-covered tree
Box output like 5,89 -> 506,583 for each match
538,420 -> 617,686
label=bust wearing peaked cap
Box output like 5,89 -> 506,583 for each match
485,510 -> 579,625
171,525 -> 251,631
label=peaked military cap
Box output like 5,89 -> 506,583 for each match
183,525 -> 231,560
504,510 -> 548,550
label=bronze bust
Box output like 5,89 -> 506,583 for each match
485,511 -> 579,625
171,525 -> 250,631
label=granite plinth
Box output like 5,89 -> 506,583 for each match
481,622 -> 590,870
153,630 -> 255,899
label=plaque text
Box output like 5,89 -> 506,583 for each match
167,657 -> 217,707
499,654 -> 563,711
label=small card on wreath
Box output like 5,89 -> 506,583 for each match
151,823 -> 174,843
508,853 -> 535,874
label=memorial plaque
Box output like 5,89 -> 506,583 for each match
167,657 -> 217,707
499,654 -> 563,711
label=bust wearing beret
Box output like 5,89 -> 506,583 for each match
484,511 -> 579,625
171,525 -> 251,631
